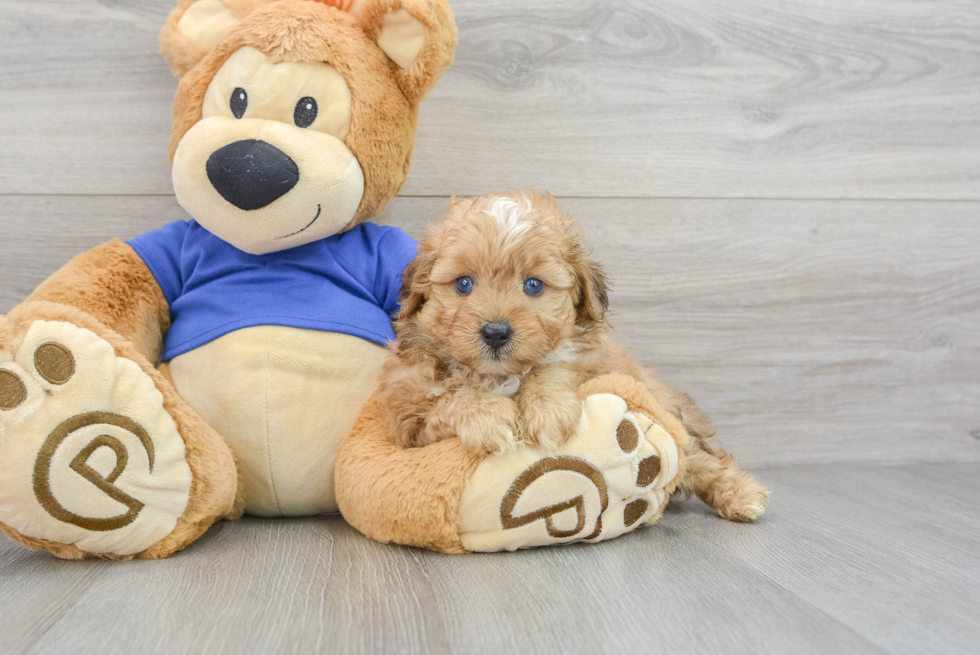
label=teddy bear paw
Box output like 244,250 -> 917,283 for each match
0,320 -> 193,556
457,392 -> 680,551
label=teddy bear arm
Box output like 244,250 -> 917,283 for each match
21,239 -> 170,365
337,374 -> 689,553
336,397 -> 485,554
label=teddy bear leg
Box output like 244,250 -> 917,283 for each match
0,303 -> 239,560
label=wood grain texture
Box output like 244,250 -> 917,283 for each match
1,0 -> 979,198
1,463 -> 977,655
2,2 -> 979,654
3,194 -> 978,467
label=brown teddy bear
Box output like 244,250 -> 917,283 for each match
0,0 -> 736,560
0,0 -> 457,559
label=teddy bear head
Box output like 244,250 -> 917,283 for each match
160,0 -> 456,255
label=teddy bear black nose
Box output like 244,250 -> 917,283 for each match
206,139 -> 299,211
481,321 -> 513,350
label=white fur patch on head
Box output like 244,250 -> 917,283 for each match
483,196 -> 534,246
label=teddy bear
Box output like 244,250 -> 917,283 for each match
0,0 -> 458,559
0,0 -> 691,560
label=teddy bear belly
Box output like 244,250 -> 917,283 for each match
167,325 -> 387,517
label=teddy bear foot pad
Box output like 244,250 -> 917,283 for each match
0,321 -> 193,556
459,393 -> 680,552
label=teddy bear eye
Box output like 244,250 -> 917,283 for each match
455,276 -> 474,295
294,96 -> 318,128
524,278 -> 544,296
230,87 -> 247,119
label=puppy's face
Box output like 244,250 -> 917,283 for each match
401,193 -> 608,376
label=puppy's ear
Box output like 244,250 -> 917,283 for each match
398,243 -> 437,321
357,0 -> 458,103
574,252 -> 609,330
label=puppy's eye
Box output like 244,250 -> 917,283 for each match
455,276 -> 474,295
294,96 -> 318,128
230,88 -> 247,119
523,278 -> 544,296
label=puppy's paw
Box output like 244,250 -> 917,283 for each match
714,475 -> 771,522
458,417 -> 518,455
423,390 -> 519,454
519,391 -> 581,451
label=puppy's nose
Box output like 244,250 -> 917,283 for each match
481,321 -> 513,350
206,139 -> 299,210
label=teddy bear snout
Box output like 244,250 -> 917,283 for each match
206,139 -> 300,211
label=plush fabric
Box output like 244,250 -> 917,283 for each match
357,0 -> 457,103
0,320 -> 193,556
337,374 -> 687,554
0,0 -> 695,561
203,45 -> 354,140
169,326 -> 387,516
178,0 -> 240,50
0,301 -> 239,560
175,45 -> 367,254
336,395 -> 484,554
375,9 -> 427,69
169,0 -> 457,226
160,0 -> 273,77
458,393 -> 681,552
0,0 -> 459,560
9,0 -> 691,561
26,240 -> 171,363
128,221 -> 416,360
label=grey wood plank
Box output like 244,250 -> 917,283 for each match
676,463 -> 980,654
2,0 -> 979,198
2,194 -> 978,467
0,507 -> 884,655
2,463 -> 977,654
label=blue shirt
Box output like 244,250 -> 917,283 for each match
128,220 -> 417,362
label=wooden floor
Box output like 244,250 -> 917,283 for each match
1,0 -> 979,653
1,463 -> 978,655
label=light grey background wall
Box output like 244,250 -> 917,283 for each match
3,0 -> 977,468
1,3 -> 980,654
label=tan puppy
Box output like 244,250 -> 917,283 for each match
377,191 -> 769,521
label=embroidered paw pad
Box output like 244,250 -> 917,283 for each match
458,393 -> 680,552
0,321 -> 192,556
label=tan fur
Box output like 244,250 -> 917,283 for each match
1,302 -> 241,559
160,0 -> 276,77
356,0 -> 457,102
0,0 -> 456,560
380,192 -> 770,521
169,0 -> 456,225
26,240 -> 171,365
335,396 -> 484,553
336,372 -> 683,554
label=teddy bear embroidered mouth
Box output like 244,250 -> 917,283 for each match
277,204 -> 322,239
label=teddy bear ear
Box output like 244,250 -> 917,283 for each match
356,0 -> 458,103
159,0 -> 270,78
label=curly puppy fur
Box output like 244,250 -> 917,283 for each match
377,191 -> 770,522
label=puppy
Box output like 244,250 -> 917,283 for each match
377,191 -> 769,521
